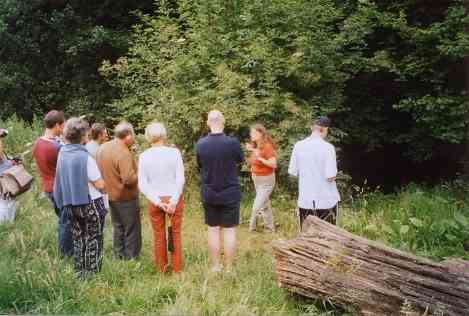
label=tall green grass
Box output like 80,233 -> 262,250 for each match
343,182 -> 469,259
0,181 -> 350,315
1,116 -> 468,315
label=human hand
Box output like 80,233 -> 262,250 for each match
166,203 -> 176,215
245,143 -> 255,151
157,201 -> 169,212
327,177 -> 336,183
253,149 -> 261,160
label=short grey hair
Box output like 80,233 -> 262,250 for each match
63,117 -> 89,144
145,122 -> 167,144
114,121 -> 134,139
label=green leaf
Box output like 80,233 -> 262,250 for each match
454,213 -> 469,228
445,233 -> 458,241
381,224 -> 394,235
365,224 -> 378,232
400,225 -> 410,235
409,217 -> 424,228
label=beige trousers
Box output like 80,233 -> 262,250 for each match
249,173 -> 275,231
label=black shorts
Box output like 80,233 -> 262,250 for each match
203,202 -> 240,228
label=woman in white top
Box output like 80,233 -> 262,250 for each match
138,122 -> 185,273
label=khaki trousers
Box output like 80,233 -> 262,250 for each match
249,173 -> 275,231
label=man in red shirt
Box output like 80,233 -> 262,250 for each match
32,110 -> 71,255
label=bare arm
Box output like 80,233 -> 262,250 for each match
90,178 -> 106,191
258,157 -> 277,169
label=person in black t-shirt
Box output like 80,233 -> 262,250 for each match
196,110 -> 244,273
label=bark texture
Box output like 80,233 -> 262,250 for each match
273,216 -> 469,316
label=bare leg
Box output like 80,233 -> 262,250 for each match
207,226 -> 222,272
222,227 -> 236,271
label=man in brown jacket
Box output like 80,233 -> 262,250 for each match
97,121 -> 141,259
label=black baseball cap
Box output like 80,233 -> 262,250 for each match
313,116 -> 331,127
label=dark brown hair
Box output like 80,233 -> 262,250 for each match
90,123 -> 106,140
44,110 -> 65,129
250,124 -> 276,149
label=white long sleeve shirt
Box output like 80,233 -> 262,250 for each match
288,133 -> 340,209
138,146 -> 185,206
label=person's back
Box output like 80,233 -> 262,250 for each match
289,116 -> 340,227
291,136 -> 339,209
197,110 -> 244,273
196,133 -> 244,205
32,110 -> 70,255
96,139 -> 138,202
139,146 -> 183,197
32,110 -> 64,195
33,137 -> 61,193
86,140 -> 99,159
96,122 -> 140,260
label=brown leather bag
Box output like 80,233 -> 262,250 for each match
0,165 -> 34,198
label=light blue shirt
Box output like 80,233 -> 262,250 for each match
0,155 -> 13,174
85,140 -> 100,159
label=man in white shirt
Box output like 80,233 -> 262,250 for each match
288,116 -> 340,228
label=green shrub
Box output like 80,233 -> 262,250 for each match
344,182 -> 469,259
102,0 -> 469,167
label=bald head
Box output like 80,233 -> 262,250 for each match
207,110 -> 225,132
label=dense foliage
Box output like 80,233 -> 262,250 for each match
0,0 -> 468,179
0,0 -> 154,120
101,0 -> 469,164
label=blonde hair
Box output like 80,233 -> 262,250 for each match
145,122 -> 167,144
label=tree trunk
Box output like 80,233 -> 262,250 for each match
272,216 -> 469,316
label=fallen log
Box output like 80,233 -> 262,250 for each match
272,216 -> 469,316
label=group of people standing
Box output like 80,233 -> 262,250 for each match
21,108 -> 340,277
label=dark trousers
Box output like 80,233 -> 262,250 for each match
69,198 -> 105,275
109,199 -> 141,260
46,192 -> 73,257
299,204 -> 338,229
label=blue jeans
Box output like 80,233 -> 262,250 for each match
45,192 -> 73,257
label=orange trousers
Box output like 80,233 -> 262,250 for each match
148,196 -> 184,273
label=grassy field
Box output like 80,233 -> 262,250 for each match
1,180 -> 469,315
1,117 -> 469,315
0,181 -> 348,315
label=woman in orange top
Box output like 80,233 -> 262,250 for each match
246,124 -> 277,232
